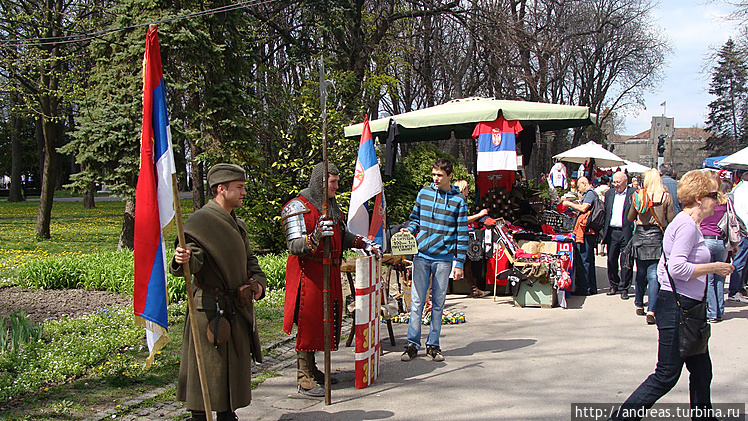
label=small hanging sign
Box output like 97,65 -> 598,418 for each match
390,231 -> 418,255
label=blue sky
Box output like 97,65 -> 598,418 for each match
622,0 -> 741,135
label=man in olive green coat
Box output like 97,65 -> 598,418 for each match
171,163 -> 266,421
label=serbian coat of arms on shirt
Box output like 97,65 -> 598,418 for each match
491,129 -> 502,146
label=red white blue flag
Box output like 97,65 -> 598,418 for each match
472,117 -> 523,171
134,25 -> 175,368
348,115 -> 386,247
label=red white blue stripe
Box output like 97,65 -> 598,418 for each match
348,115 -> 386,246
134,26 -> 175,367
473,117 -> 523,172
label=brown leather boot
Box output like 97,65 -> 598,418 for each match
297,351 -> 324,397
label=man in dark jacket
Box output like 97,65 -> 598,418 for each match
601,171 -> 636,299
171,163 -> 267,421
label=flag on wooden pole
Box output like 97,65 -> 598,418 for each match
134,25 -> 175,368
348,115 -> 386,246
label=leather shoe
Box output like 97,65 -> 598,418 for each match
606,289 -> 618,296
620,290 -> 629,300
646,314 -> 656,324
636,307 -> 645,316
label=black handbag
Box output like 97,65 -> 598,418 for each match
663,253 -> 710,359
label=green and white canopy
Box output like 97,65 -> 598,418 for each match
343,97 -> 595,142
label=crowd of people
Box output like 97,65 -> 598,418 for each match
559,164 -> 747,420
166,159 -> 747,420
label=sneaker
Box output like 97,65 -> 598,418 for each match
401,344 -> 417,361
297,384 -> 325,397
646,313 -> 656,325
636,307 -> 645,316
620,290 -> 629,300
728,292 -> 748,303
426,345 -> 445,362
707,318 -> 720,324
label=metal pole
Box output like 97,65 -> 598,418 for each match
319,54 -> 332,405
172,174 -> 213,421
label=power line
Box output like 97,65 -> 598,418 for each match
1,0 -> 278,48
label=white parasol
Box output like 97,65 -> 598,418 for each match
553,141 -> 626,168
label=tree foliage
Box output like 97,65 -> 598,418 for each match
2,0 -> 669,252
704,38 -> 748,154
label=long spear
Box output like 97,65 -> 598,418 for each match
319,54 -> 332,405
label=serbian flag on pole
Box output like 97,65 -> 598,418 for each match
134,25 -> 175,368
472,116 -> 523,171
348,115 -> 386,247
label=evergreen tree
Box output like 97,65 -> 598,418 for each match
704,38 -> 748,154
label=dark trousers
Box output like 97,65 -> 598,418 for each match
575,234 -> 598,295
606,228 -> 630,292
612,290 -> 715,421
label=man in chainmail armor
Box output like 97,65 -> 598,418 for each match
281,162 -> 381,397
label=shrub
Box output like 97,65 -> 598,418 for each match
15,249 -> 287,301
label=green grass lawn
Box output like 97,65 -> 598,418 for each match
0,198 -> 287,420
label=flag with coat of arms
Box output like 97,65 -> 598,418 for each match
473,116 -> 523,172
347,114 -> 386,247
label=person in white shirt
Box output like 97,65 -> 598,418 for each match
601,172 -> 636,299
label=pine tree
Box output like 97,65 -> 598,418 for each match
704,38 -> 748,154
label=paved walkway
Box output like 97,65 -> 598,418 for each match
104,255 -> 748,420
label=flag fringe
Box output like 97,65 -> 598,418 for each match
134,315 -> 170,369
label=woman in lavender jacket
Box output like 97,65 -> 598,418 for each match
612,170 -> 734,421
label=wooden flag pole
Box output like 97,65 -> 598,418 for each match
319,55 -> 332,405
172,174 -> 213,421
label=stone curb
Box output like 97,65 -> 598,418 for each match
85,318 -> 353,421
83,334 -> 300,421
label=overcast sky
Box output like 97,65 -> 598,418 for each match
621,0 -> 741,135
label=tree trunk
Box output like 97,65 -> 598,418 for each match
83,180 -> 95,209
9,97 -> 24,202
118,199 -> 135,251
190,139 -> 205,209
35,115 -> 58,239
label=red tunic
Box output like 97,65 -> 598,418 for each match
282,195 -> 344,352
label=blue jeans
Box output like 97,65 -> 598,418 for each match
575,234 -> 598,294
705,238 -> 727,319
407,257 -> 451,350
612,290 -> 714,421
728,237 -> 748,296
634,259 -> 659,312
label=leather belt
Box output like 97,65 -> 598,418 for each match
703,235 -> 721,240
610,226 -> 623,230
305,256 -> 342,265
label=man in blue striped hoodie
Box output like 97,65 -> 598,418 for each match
400,158 -> 469,362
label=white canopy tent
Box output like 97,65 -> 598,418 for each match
552,141 -> 626,168
718,147 -> 748,170
599,160 -> 653,174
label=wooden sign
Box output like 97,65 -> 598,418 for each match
390,231 -> 418,255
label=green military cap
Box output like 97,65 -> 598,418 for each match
207,163 -> 246,189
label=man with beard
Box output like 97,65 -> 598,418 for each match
281,162 -> 381,397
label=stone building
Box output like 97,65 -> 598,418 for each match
610,116 -> 712,177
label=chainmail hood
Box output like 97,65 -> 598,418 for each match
299,162 -> 342,223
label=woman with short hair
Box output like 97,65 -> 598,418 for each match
611,169 -> 735,420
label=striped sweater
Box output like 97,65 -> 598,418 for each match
406,183 -> 469,269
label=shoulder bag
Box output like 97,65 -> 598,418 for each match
662,253 -> 710,359
718,198 -> 742,249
